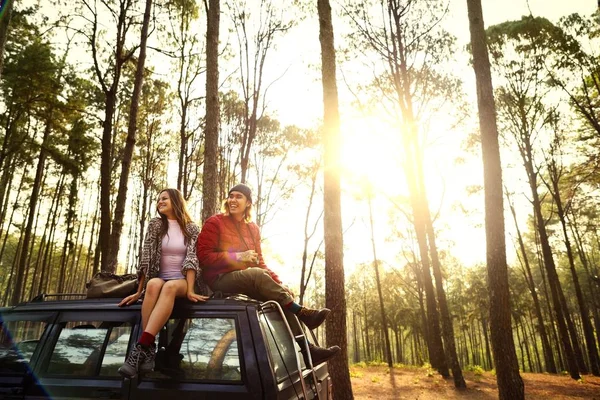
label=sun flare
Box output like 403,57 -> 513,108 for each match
340,116 -> 404,197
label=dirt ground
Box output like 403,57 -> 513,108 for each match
350,364 -> 600,399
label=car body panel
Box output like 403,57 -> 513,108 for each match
0,298 -> 330,400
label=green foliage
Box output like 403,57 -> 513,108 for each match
464,365 -> 485,376
341,0 -> 466,131
1,6 -> 98,175
393,363 -> 415,369
486,16 -> 570,61
349,369 -> 364,378
0,231 -> 93,299
424,365 -> 436,377
366,360 -> 388,367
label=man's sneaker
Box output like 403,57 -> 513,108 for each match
118,343 -> 156,378
297,307 -> 330,330
306,343 -> 340,366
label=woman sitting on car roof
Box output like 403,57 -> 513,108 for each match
117,188 -> 209,378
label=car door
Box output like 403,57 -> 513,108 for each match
129,308 -> 260,400
258,307 -> 316,400
305,331 -> 331,400
0,311 -> 56,400
24,310 -> 137,400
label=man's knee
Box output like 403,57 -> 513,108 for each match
245,268 -> 277,285
243,268 -> 270,279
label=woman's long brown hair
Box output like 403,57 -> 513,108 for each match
156,188 -> 194,243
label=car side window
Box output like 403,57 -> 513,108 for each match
146,317 -> 241,382
45,321 -> 132,377
100,324 -> 132,376
0,320 -> 47,374
259,309 -> 301,383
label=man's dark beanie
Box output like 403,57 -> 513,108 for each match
229,184 -> 252,203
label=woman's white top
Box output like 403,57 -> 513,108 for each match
159,220 -> 187,280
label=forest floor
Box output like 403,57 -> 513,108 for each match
350,364 -> 600,399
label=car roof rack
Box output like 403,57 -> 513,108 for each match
30,293 -> 87,303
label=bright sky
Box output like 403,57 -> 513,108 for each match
260,0 -> 597,286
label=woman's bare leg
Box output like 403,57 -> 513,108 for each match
144,279 -> 187,336
142,278 -> 165,330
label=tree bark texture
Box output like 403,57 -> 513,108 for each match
317,0 -> 353,398
465,0 -> 525,398
201,0 -> 220,224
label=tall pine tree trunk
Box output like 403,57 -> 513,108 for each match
527,161 -> 583,378
24,171 -> 49,300
201,0 -> 220,224
99,92 -> 117,273
33,176 -> 63,297
465,0 -> 524,397
317,0 -> 353,397
107,0 -> 153,270
525,311 -> 543,372
507,193 -> 556,372
368,192 -> 393,368
424,203 -> 465,386
481,316 -> 493,370
352,310 -> 360,363
97,0 -> 134,273
547,165 -> 600,375
570,220 -> 600,353
3,227 -> 25,305
10,120 -> 51,305
0,157 -> 15,233
59,175 -> 77,293
387,0 -> 448,373
403,133 -> 447,376
363,292 -> 371,361
0,164 -> 26,264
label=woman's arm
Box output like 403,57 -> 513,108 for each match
137,218 -> 161,281
120,218 -> 159,307
118,273 -> 145,307
181,222 -> 200,275
185,269 -> 208,302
